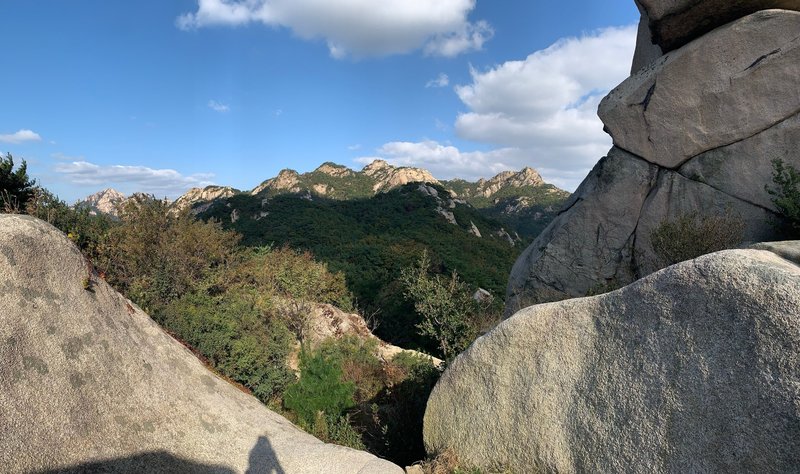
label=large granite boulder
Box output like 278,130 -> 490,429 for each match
600,10 -> 800,169
427,248 -> 800,472
0,215 -> 402,474
638,0 -> 800,51
507,10 -> 800,310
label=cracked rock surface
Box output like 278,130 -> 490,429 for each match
507,9 -> 800,312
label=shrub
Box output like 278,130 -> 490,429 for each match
283,349 -> 356,427
316,336 -> 384,402
649,211 -> 744,269
98,197 -> 239,312
400,251 -> 482,361
159,292 -> 295,402
766,158 -> 800,236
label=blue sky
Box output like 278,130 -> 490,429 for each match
1,0 -> 639,201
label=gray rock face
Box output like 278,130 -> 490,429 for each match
631,1 -> 664,73
600,10 -> 800,169
506,148 -> 658,312
0,215 -> 402,474
638,0 -> 800,51
508,9 -> 800,309
427,249 -> 800,472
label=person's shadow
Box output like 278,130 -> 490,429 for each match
39,436 -> 286,473
245,436 -> 286,474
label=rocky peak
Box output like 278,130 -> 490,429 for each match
363,160 -> 439,193
361,159 -> 392,177
77,188 -> 125,216
251,169 -> 301,195
172,186 -> 237,213
315,162 -> 353,178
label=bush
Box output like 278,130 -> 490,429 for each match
159,291 -> 295,402
400,251 -> 482,361
649,211 -> 744,269
283,349 -> 356,427
98,197 -> 239,312
766,158 -> 800,236
316,336 -> 384,402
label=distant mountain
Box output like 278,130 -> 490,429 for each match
76,188 -> 126,216
172,185 -> 238,213
177,160 -> 569,240
250,160 -> 438,200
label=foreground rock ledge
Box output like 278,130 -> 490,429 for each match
426,248 -> 800,472
0,215 -> 402,474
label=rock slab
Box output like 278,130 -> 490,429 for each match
0,215 -> 402,474
427,249 -> 800,472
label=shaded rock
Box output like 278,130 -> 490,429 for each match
633,169 -> 779,275
426,249 -> 800,472
506,148 -> 658,313
0,215 -> 402,474
631,0 -> 664,73
599,10 -> 800,169
679,111 -> 800,210
751,240 -> 800,264
638,0 -> 800,51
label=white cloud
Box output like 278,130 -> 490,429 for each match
426,73 -> 450,88
0,129 -> 42,144
177,0 -> 490,58
449,25 -> 636,189
208,100 -> 230,113
347,144 -> 362,151
53,161 -> 215,198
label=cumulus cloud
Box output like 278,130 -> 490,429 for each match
426,73 -> 450,88
355,26 -> 637,191
208,100 -> 230,112
177,0 -> 491,58
53,161 -> 215,198
405,25 -> 634,189
0,129 -> 42,144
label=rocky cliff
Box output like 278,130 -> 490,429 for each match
507,5 -> 800,312
0,214 -> 402,473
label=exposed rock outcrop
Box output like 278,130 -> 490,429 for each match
600,10 -> 800,169
427,248 -> 800,472
302,303 -> 442,368
172,185 -> 237,214
76,188 -> 126,217
362,160 -> 439,193
0,215 -> 402,473
251,169 -> 302,195
638,0 -> 800,52
507,8 -> 800,311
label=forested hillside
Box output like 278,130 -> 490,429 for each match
201,183 -> 521,350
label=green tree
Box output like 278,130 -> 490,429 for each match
400,251 -> 481,361
0,153 -> 36,212
766,158 -> 800,236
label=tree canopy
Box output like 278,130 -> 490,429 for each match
0,153 -> 36,212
